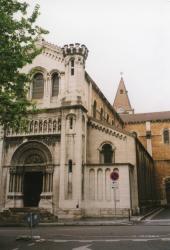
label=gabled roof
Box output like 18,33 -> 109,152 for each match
113,76 -> 134,114
121,111 -> 170,123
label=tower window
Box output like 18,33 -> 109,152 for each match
70,59 -> 74,76
70,117 -> 73,129
52,73 -> 59,96
32,73 -> 44,99
71,60 -> 74,67
120,89 -> 123,94
68,160 -> 72,173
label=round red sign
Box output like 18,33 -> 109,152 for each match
110,171 -> 119,181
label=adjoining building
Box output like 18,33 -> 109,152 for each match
114,76 -> 170,206
0,40 -> 156,219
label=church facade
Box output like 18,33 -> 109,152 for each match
0,40 -> 155,219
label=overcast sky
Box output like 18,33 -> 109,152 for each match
27,0 -> 170,113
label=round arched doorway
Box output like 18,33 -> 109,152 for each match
10,141 -> 53,207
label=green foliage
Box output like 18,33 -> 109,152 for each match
0,0 -> 48,131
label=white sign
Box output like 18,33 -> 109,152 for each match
112,181 -> 118,188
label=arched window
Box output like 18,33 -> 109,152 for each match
66,114 -> 76,131
70,59 -> 74,75
163,129 -> 169,144
101,144 -> 114,164
32,73 -> 44,99
68,160 -> 72,173
93,100 -> 97,118
52,73 -> 59,97
69,117 -> 73,129
100,108 -> 103,120
106,114 -> 109,122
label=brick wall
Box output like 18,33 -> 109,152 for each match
124,120 -> 170,203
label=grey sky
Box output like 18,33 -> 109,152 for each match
27,0 -> 170,113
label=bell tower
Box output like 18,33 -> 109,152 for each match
113,74 -> 134,114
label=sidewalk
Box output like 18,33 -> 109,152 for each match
0,208 -> 161,227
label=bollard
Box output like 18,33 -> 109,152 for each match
128,209 -> 131,221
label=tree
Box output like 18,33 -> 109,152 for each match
0,0 -> 48,131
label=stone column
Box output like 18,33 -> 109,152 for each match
59,112 -> 66,208
59,72 -> 65,101
44,73 -> 51,106
73,109 -> 83,207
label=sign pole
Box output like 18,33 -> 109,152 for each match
30,213 -> 33,240
113,185 -> 116,218
110,170 -> 119,219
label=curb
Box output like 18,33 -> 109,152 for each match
139,208 -> 162,221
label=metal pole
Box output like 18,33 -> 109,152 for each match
114,187 -> 116,218
128,209 -> 131,221
30,213 -> 33,240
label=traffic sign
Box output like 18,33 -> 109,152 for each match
110,171 -> 119,181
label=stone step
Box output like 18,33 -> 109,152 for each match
0,208 -> 58,224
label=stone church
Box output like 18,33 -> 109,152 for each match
114,76 -> 170,207
0,39 -> 156,219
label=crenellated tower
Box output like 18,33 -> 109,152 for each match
61,43 -> 88,106
58,44 -> 88,218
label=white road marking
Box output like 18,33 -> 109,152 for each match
47,237 -> 170,243
72,245 -> 92,250
161,238 -> 170,241
28,243 -> 35,246
12,248 -> 19,250
132,239 -> 149,242
36,238 -> 45,242
105,239 -> 120,242
51,240 -> 67,242
79,240 -> 92,243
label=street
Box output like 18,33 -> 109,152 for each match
1,208 -> 170,250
